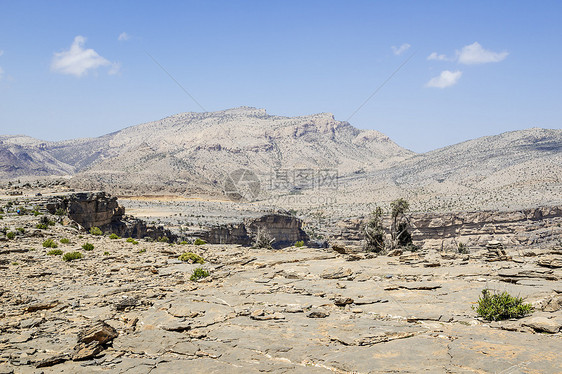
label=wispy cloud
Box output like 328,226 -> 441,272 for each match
51,36 -> 116,77
0,50 -> 4,57
391,43 -> 411,56
109,62 -> 121,75
0,66 -> 4,80
426,70 -> 462,88
118,32 -> 130,41
457,42 -> 508,65
427,52 -> 449,61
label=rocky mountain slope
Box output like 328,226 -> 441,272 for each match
1,109 -> 561,211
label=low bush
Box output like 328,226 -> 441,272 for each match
294,240 -> 304,247
47,249 -> 63,255
16,227 -> 25,233
82,243 -> 94,251
157,236 -> 169,243
126,237 -> 139,245
194,238 -> 206,245
55,208 -> 66,216
89,227 -> 102,236
190,267 -> 209,281
109,233 -> 120,240
62,251 -> 82,262
178,252 -> 205,264
6,231 -> 16,240
42,239 -> 58,248
60,238 -> 70,244
103,251 -> 110,255
138,248 -> 146,253
474,289 -> 533,321
179,241 -> 188,245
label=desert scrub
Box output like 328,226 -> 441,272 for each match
193,238 -> 206,245
157,236 -> 169,243
190,267 -> 209,281
474,289 -> 533,321
89,227 -> 103,236
82,242 -> 94,251
179,241 -> 188,245
16,227 -> 25,233
103,251 -> 110,255
55,208 -> 66,216
138,248 -> 146,253
178,252 -> 205,264
457,242 -> 469,254
42,239 -> 58,248
109,233 -> 120,239
6,231 -> 16,240
62,251 -> 82,262
47,249 -> 63,255
60,238 -> 70,244
294,240 -> 304,247
126,237 -> 139,245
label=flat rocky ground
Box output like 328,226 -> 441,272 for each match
1,214 -> 561,373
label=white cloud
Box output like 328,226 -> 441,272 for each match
0,50 -> 4,57
391,43 -> 411,55
51,36 -> 114,77
108,62 -> 121,75
118,32 -> 130,41
426,70 -> 462,88
427,52 -> 448,61
0,66 -> 4,80
457,42 -> 508,65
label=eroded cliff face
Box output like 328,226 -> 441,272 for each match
333,206 -> 562,250
198,213 -> 309,248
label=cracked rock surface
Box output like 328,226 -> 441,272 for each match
1,213 -> 561,373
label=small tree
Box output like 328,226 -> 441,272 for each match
390,198 -> 412,249
364,206 -> 385,253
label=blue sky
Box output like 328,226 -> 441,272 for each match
0,0 -> 561,152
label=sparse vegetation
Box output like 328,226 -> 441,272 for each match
126,237 -> 139,245
179,240 -> 188,245
294,240 -> 304,247
390,198 -> 413,249
473,289 -> 533,321
55,208 -> 66,216
178,252 -> 205,264
364,206 -> 385,253
60,238 -> 70,244
16,227 -> 25,233
42,239 -> 58,248
457,242 -> 469,254
109,233 -> 120,239
138,248 -> 146,253
82,242 -> 94,251
62,251 -> 82,262
157,236 -> 169,243
253,229 -> 274,249
103,251 -> 110,255
6,231 -> 16,240
47,249 -> 63,256
90,227 -> 103,236
190,267 -> 210,281
193,238 -> 206,245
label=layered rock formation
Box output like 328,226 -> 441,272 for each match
333,206 -> 562,250
197,213 -> 309,249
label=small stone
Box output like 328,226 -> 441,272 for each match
307,310 -> 329,318
522,317 -> 562,334
72,341 -> 103,361
78,320 -> 118,345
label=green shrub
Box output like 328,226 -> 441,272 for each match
16,227 -> 25,233
474,289 -> 533,321
42,239 -> 58,248
55,208 -> 66,216
33,210 -> 41,216
178,252 -> 205,264
179,241 -> 188,245
89,227 -> 102,236
157,236 -> 169,243
60,238 -> 70,244
193,238 -> 206,245
6,231 -> 16,240
36,223 -> 48,230
47,249 -> 63,256
126,237 -> 139,245
294,240 -> 304,247
103,251 -> 110,255
63,251 -> 82,262
82,243 -> 94,251
190,267 -> 209,281
138,248 -> 146,253
0,215 -> 3,220
457,242 -> 469,254
109,233 -> 120,240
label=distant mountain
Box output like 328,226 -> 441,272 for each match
0,107 -> 413,195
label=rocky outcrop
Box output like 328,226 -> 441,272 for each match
333,206 -> 562,250
196,213 -> 309,248
46,192 -> 176,241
